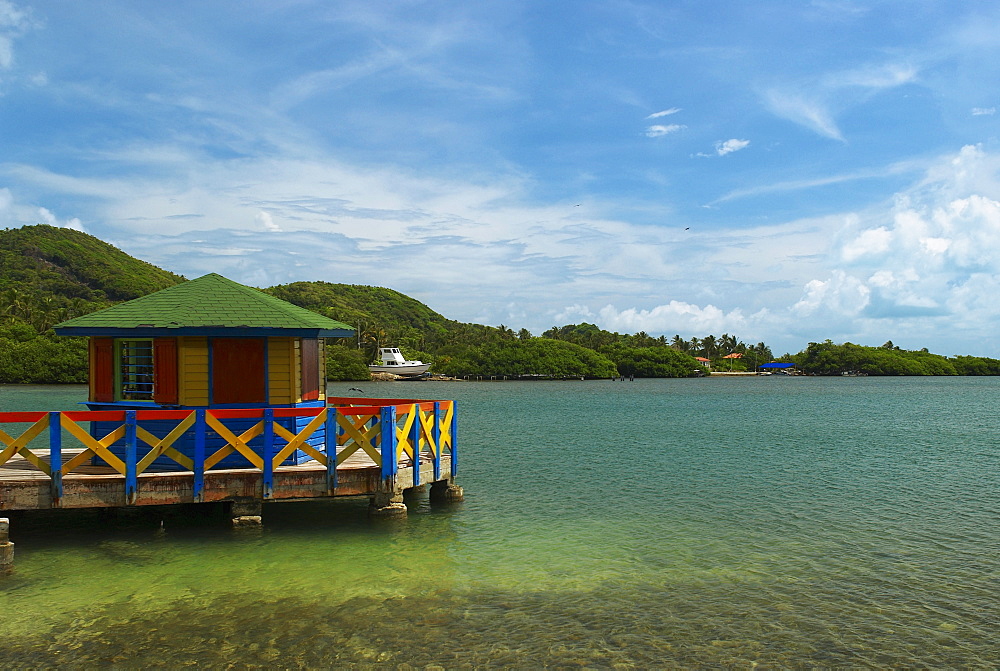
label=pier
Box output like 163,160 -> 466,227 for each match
0,397 -> 459,513
0,273 -> 463,568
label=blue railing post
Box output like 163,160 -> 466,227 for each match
49,411 -> 62,506
125,410 -> 138,505
379,405 -> 398,479
432,402 -> 442,482
450,400 -> 458,478
193,409 -> 206,503
410,404 -> 421,487
325,407 -> 337,494
262,408 -> 275,499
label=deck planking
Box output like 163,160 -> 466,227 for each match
1,448 -> 450,510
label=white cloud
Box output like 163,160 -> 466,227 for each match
715,139 -> 749,156
0,0 -> 36,70
762,62 -> 917,142
553,304 -> 595,324
830,63 -> 917,89
37,206 -> 84,232
792,271 -> 870,317
256,210 -> 281,232
971,107 -> 996,116
595,301 -> 758,336
11,129 -> 1000,356
763,90 -> 845,141
645,124 -> 685,138
646,107 -> 681,119
841,226 -> 891,261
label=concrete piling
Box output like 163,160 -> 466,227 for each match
0,518 -> 13,572
369,490 -> 408,518
230,499 -> 263,526
430,479 -> 465,503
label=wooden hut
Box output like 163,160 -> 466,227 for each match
53,273 -> 354,469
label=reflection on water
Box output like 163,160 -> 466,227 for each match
2,378 -> 999,666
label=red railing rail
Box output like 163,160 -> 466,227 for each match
0,399 -> 456,506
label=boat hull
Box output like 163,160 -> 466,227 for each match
368,363 -> 431,376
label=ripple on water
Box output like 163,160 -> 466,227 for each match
1,378 -> 999,666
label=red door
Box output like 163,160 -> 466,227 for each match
212,338 -> 266,404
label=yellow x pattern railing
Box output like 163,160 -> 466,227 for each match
60,415 -> 127,475
0,413 -> 52,475
333,410 -> 383,467
204,415 -> 265,470
1,398 -> 456,505
136,414 -> 196,472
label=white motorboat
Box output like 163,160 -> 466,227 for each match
368,347 -> 431,377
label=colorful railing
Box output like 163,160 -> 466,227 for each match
0,398 -> 456,506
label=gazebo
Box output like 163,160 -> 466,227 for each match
53,273 -> 355,469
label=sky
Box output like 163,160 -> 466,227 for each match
2,1 -> 1000,356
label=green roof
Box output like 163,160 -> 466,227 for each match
53,273 -> 354,336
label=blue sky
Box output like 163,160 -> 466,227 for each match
3,1 -> 1000,356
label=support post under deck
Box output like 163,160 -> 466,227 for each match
229,499 -> 263,526
0,518 -> 13,572
369,480 -> 407,518
430,478 -> 465,503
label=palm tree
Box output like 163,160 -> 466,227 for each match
701,335 -> 718,361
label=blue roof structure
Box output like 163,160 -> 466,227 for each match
760,363 -> 795,369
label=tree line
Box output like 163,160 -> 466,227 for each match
790,340 -> 1000,376
4,225 -> 1000,383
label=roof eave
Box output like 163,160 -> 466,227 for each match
53,326 -> 356,338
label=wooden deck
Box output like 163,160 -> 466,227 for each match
0,399 -> 457,511
0,447 -> 451,510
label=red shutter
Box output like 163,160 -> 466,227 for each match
91,338 -> 115,403
301,339 -> 319,401
153,338 -> 179,405
212,338 -> 266,404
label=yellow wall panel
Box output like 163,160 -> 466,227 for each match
268,337 -> 295,405
178,337 -> 209,405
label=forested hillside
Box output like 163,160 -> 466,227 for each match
5,225 -> 997,383
0,225 -> 185,382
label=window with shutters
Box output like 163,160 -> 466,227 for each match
118,339 -> 155,401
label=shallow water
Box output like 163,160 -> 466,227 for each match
1,378 -> 999,667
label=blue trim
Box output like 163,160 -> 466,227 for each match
262,408 -> 274,498
450,401 -> 458,478
432,402 -> 442,482
380,406 -> 397,479
84,399 -> 327,411
325,407 -> 337,494
49,411 -> 62,506
79,400 -> 160,408
54,327 -> 354,338
193,409 -> 206,502
410,405 -> 421,488
125,410 -> 138,503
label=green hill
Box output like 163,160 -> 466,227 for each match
0,225 -> 620,382
0,225 -> 763,382
0,225 -> 187,382
1,224 -> 185,305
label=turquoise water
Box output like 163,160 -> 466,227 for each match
1,378 -> 999,667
